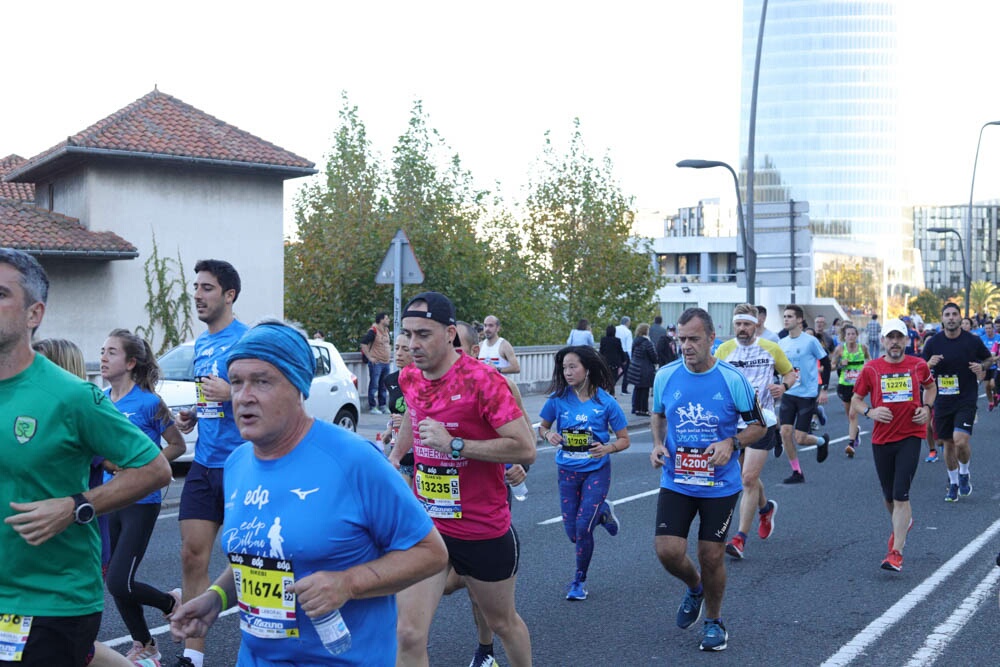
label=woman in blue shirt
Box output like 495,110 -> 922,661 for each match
538,346 -> 630,602
101,328 -> 186,663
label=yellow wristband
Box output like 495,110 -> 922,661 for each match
208,584 -> 228,610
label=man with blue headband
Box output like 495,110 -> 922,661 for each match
169,319 -> 447,666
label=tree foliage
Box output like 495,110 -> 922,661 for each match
285,102 -> 658,348
966,279 -> 1000,316
285,94 -> 388,347
907,289 -> 943,321
524,119 -> 661,338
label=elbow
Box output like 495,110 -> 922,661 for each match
519,438 -> 537,466
151,454 -> 173,487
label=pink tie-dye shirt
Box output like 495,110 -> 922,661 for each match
400,352 -> 524,540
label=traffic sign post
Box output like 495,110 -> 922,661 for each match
376,229 -> 424,351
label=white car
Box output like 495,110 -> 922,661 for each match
157,339 -> 361,464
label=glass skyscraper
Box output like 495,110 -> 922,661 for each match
739,0 -> 915,308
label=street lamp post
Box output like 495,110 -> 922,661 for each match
677,159 -> 755,304
927,227 -> 969,304
965,120 -> 1000,317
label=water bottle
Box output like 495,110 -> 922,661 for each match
505,463 -> 527,501
312,608 -> 352,656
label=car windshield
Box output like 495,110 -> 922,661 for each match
159,345 -> 195,381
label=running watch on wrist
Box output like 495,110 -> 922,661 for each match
450,437 -> 465,459
72,493 -> 96,525
864,407 -> 871,418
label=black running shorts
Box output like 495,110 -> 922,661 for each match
654,488 -> 740,543
871,436 -> 921,502
779,394 -> 818,432
442,526 -> 520,582
933,401 -> 977,440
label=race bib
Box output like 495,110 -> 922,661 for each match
414,463 -> 462,519
229,553 -> 298,639
937,375 -> 959,396
561,428 -> 593,460
880,373 -> 913,403
0,614 -> 31,662
196,379 -> 224,419
674,447 -> 715,487
844,368 -> 861,383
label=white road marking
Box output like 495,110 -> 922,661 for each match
539,488 -> 660,525
102,607 -> 239,647
904,565 -> 1000,666
157,511 -> 178,521
820,516 -> 1000,667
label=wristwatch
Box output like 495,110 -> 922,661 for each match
864,407 -> 872,418
72,493 -> 96,525
450,437 -> 465,459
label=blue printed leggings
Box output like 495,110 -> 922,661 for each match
558,463 -> 611,581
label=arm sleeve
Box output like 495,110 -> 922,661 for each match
819,355 -> 832,388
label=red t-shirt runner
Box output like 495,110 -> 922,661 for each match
400,351 -> 524,540
853,355 -> 934,444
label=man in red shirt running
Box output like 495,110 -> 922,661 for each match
852,319 -> 936,572
393,292 -> 536,667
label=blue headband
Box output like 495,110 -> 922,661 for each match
226,322 -> 314,398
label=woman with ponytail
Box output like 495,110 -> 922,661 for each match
100,329 -> 186,663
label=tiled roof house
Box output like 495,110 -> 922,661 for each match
1,89 -> 316,359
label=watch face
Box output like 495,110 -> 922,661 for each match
450,438 -> 464,451
76,504 -> 95,524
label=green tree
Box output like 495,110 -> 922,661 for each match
135,233 -> 193,354
966,279 -> 1000,316
524,119 -> 661,338
907,289 -> 943,321
285,94 -> 389,347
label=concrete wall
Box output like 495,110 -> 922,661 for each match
35,161 -> 288,361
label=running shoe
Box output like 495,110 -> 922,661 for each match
566,578 -> 588,601
817,433 -> 830,463
844,440 -> 855,458
676,588 -> 705,629
888,517 -> 913,551
880,549 -> 903,572
774,439 -> 783,458
817,405 -> 827,426
165,587 -> 182,619
600,501 -> 620,536
945,483 -> 959,502
126,639 -> 161,662
959,473 -> 972,496
171,657 -> 195,667
925,450 -> 938,463
469,650 -> 498,667
699,619 -> 729,652
134,660 -> 161,667
810,417 -> 819,433
988,397 -> 996,412
725,534 -> 745,559
758,500 -> 778,540
783,471 -> 805,484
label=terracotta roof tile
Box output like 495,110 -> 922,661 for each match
0,155 -> 34,201
0,198 -> 137,258
8,89 -> 314,181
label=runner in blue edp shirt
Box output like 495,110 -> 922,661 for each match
650,309 -> 765,654
538,345 -> 630,601
652,356 -> 762,497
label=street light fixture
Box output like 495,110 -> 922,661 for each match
676,159 -> 756,303
927,227 -> 969,303
965,120 -> 1000,317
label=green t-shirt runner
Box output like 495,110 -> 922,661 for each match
0,354 -> 161,617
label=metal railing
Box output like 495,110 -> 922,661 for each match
342,345 -> 564,398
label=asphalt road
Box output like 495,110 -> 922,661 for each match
97,391 -> 1000,665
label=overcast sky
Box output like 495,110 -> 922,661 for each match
4,1 -> 1000,235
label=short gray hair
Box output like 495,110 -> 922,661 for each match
0,248 -> 49,306
620,316 -> 631,325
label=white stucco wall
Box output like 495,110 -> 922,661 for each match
35,160 -> 290,362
